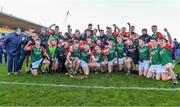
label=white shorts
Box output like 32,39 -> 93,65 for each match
149,64 -> 165,73
108,58 -> 117,66
162,63 -> 173,71
118,57 -> 125,65
139,60 -> 150,71
32,58 -> 43,69
80,60 -> 88,68
96,63 -> 101,67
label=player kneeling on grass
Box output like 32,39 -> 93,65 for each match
103,38 -> 118,74
89,45 -> 107,73
138,38 -> 150,76
79,45 -> 96,76
147,38 -> 162,80
65,42 -> 81,75
124,39 -> 139,75
159,28 -> 178,87
24,38 -> 50,76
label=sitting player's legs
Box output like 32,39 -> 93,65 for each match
143,61 -> 149,76
65,60 -> 72,72
155,65 -> 163,80
139,60 -> 149,76
74,59 -> 81,73
118,58 -> 124,71
80,60 -> 89,75
42,58 -> 50,71
108,59 -> 116,73
101,61 -> 107,72
138,61 -> 143,76
124,57 -> 132,74
166,63 -> 176,80
160,66 -> 168,81
147,65 -> 156,78
31,58 -> 43,76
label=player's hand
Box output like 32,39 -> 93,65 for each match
27,41 -> 32,45
113,24 -> 116,27
0,42 -> 3,45
164,28 -> 168,32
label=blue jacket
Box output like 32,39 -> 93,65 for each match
0,37 -> 4,55
3,32 -> 21,56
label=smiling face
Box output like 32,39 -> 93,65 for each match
151,26 -> 157,34
86,30 -> 91,36
106,28 -> 112,35
127,39 -> 133,46
159,38 -> 166,46
150,39 -> 157,47
129,26 -> 135,32
95,45 -> 100,52
35,39 -> 41,46
73,43 -> 79,50
84,45 -> 90,51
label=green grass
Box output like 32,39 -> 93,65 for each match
0,63 -> 180,106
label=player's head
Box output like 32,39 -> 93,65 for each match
151,25 -> 157,33
159,37 -> 167,46
84,44 -> 90,51
35,37 -> 41,46
150,38 -> 158,47
142,28 -> 147,35
138,37 -> 145,47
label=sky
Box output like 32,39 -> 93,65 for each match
0,0 -> 180,40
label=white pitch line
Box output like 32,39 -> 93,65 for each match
0,81 -> 179,91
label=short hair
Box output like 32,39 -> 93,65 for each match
55,26 -> 59,29
150,37 -> 157,41
93,28 -> 97,31
151,25 -> 157,28
142,28 -> 147,32
88,23 -> 92,26
106,26 -> 112,29
75,29 -> 80,33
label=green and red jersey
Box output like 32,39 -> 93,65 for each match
80,50 -> 94,63
71,49 -> 80,58
150,46 -> 161,65
29,45 -> 46,62
160,43 -> 172,65
93,51 -> 104,63
139,45 -> 149,60
116,42 -> 125,58
106,45 -> 117,61
107,33 -> 118,44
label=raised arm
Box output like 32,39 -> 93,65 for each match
164,28 -> 172,44
47,24 -> 56,31
113,24 -> 121,34
97,24 -> 101,33
127,22 -> 131,32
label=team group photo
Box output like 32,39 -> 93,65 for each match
0,0 -> 180,106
